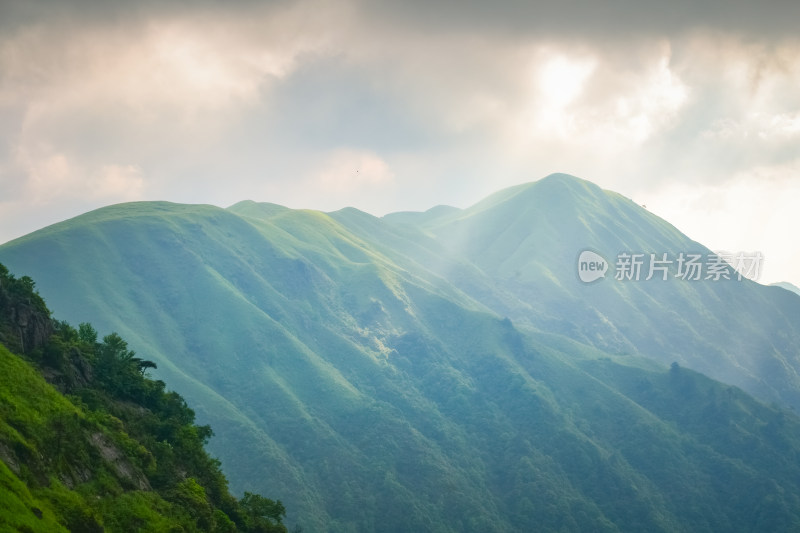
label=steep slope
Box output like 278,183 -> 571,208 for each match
0,264 -> 287,533
3,184 -> 800,531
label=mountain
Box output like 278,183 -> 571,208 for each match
376,174 -> 800,408
0,264 -> 287,532
772,281 -> 800,297
2,173 -> 800,531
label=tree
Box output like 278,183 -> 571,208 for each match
240,492 -> 287,533
96,333 -> 157,397
78,322 -> 98,345
135,358 -> 158,375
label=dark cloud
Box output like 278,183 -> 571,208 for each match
4,0 -> 800,41
0,0 -> 281,27
360,0 -> 800,40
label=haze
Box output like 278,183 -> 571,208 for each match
0,0 -> 798,284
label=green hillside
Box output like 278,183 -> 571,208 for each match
2,174 -> 800,531
0,264 -> 287,532
376,174 -> 800,407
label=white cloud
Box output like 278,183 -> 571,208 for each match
92,164 -> 146,200
528,52 -> 597,138
0,1 -> 799,285
538,54 -> 596,109
17,142 -> 144,204
639,161 -> 800,285
703,111 -> 800,142
21,148 -> 73,204
504,41 -> 689,162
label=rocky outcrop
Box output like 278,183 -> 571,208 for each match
9,301 -> 53,353
89,432 -> 152,491
0,268 -> 54,353
42,347 -> 94,393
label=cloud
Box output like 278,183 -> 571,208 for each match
640,160 -> 800,285
507,42 -> 688,152
358,0 -> 800,40
15,142 -> 144,204
0,0 -> 799,284
5,0 -> 800,39
0,2 -> 344,217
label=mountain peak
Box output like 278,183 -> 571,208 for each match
227,200 -> 290,221
535,172 -> 608,196
457,173 -> 607,220
537,172 -> 593,186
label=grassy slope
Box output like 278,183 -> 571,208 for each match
0,265 -> 291,533
0,460 -> 69,533
0,345 -> 72,533
0,343 -> 186,532
2,179 -> 800,530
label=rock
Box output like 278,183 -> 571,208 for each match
89,432 -> 152,491
11,301 -> 54,353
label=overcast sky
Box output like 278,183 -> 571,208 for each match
1,0 -> 799,285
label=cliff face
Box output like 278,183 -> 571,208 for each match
0,270 -> 53,354
8,299 -> 53,353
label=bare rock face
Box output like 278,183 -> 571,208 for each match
90,432 -> 152,491
41,346 -> 95,393
9,301 -> 53,353
0,268 -> 54,353
69,348 -> 93,386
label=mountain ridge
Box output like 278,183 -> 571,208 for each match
5,173 -> 799,409
772,281 -> 800,297
2,173 -> 800,531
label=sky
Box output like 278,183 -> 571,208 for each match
1,0 -> 799,285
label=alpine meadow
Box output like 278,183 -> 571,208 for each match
3,173 -> 800,532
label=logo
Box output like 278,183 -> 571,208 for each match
574,249 -> 763,284
577,250 -> 608,283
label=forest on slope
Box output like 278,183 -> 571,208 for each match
0,263 -> 288,532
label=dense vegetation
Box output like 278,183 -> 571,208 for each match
2,174 -> 800,531
0,263 -> 287,532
